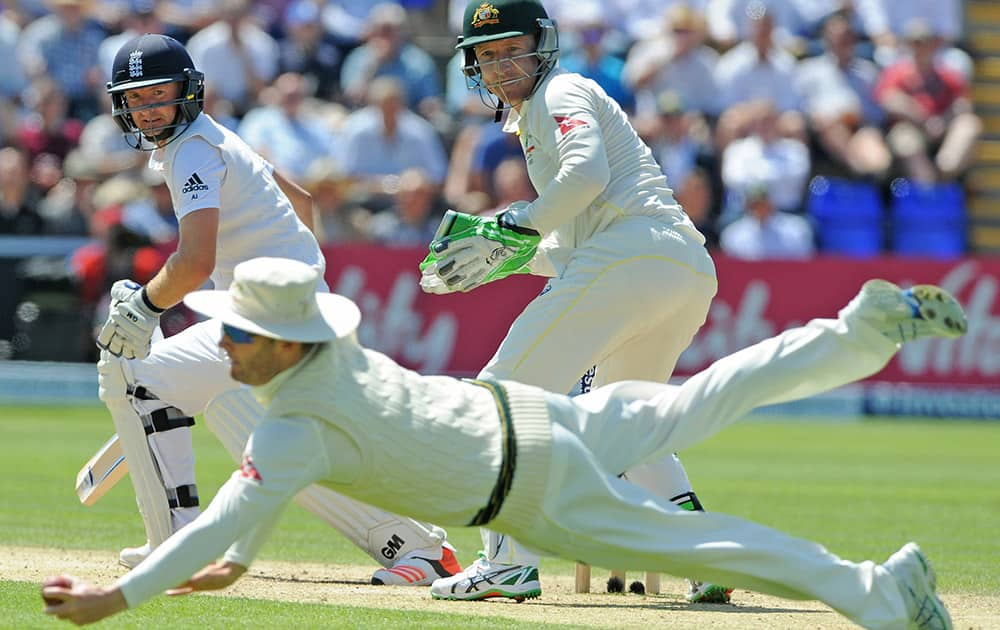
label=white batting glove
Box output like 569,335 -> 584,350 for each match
96,280 -> 163,360
96,350 -> 126,403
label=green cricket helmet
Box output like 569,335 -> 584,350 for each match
456,0 -> 559,114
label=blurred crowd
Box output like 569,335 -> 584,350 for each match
0,0 -> 983,276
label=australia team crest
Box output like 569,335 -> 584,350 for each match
471,3 -> 500,28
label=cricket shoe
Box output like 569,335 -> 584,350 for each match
371,543 -> 462,586
119,542 -> 151,569
883,542 -> 952,630
430,553 -> 541,601
843,280 -> 967,344
686,580 -> 734,604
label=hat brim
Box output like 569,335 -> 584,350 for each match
107,76 -> 179,93
457,30 -> 530,49
183,290 -> 361,343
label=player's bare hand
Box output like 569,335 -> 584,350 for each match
166,561 -> 247,595
41,575 -> 128,625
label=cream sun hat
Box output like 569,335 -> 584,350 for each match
183,258 -> 360,342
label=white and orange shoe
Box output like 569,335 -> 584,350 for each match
370,543 -> 462,587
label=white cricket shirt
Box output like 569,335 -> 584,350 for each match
149,113 -> 325,289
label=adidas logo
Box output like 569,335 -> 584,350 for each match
181,172 -> 209,194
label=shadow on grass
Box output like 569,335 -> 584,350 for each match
520,595 -> 832,616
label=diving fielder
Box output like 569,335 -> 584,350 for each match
93,33 -> 460,585
43,257 -> 962,630
421,0 -> 722,601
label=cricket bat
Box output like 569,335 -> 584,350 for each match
75,434 -> 128,506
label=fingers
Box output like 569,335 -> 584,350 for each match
109,280 -> 141,302
419,270 -> 453,295
458,269 -> 487,292
112,304 -> 151,339
95,320 -> 117,349
41,575 -> 78,616
42,586 -> 70,608
165,585 -> 194,596
439,254 -> 485,289
97,331 -> 147,360
430,236 -> 475,257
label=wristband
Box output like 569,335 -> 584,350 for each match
141,287 -> 166,313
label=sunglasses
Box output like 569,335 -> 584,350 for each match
222,322 -> 255,344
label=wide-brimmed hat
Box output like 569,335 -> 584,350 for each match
183,258 -> 360,342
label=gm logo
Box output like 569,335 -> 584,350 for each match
380,534 -> 406,559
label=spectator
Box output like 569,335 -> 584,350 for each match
340,76 -> 448,194
875,20 -> 983,184
706,0 -> 806,51
466,122 -> 524,203
154,0 -> 222,41
490,156 -> 536,215
339,2 -> 443,118
200,84 -> 240,131
120,169 -> 179,244
70,207 -> 152,342
36,151 -> 93,235
719,183 -> 814,259
186,0 -> 280,115
610,0 -> 709,43
444,50 -> 493,123
278,0 -> 343,100
721,99 -> 811,214
623,3 -> 720,119
238,72 -> 339,180
788,0 -> 862,41
856,0 -> 968,76
16,0 -> 106,120
558,5 -> 634,112
0,147 -> 45,235
795,10 -> 890,180
714,4 -> 802,115
641,90 -> 714,197
321,0 -> 382,48
368,167 -> 441,246
674,167 -> 719,248
75,96 -> 147,177
302,158 -> 371,244
0,10 -> 27,100
16,78 -> 84,164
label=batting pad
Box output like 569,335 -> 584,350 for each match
100,353 -> 173,547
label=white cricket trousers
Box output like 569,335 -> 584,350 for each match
500,315 -> 910,629
479,217 -> 718,565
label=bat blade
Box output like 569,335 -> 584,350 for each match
76,434 -> 128,506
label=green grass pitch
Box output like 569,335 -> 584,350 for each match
3,405 -> 998,627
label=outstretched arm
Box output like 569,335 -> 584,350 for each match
42,416 -> 329,624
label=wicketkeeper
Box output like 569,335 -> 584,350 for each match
43,257 -> 962,630
421,0 -> 723,602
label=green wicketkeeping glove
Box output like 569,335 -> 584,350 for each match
419,207 -> 540,293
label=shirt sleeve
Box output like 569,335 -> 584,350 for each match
115,415 -> 329,608
168,137 -> 227,220
515,78 -> 611,235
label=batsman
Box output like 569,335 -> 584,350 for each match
88,33 -> 461,585
421,0 -> 724,602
